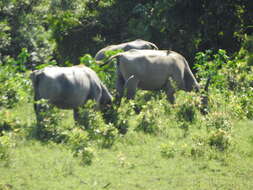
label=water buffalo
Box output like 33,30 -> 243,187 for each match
101,49 -> 200,103
30,65 -> 112,124
95,39 -> 158,61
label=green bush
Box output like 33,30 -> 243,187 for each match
67,128 -> 94,165
65,100 -> 121,164
114,98 -> 136,134
240,92 -> 253,119
194,48 -> 253,120
0,49 -> 31,109
0,131 -> 19,165
194,49 -> 230,90
79,51 -> 119,90
33,99 -> 66,142
176,103 -> 197,123
208,129 -> 231,151
76,101 -> 119,148
205,112 -> 232,131
0,110 -> 23,136
135,95 -> 169,134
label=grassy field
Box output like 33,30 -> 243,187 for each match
1,49 -> 253,189
1,98 -> 253,190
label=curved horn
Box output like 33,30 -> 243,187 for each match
148,42 -> 159,50
99,54 -> 122,67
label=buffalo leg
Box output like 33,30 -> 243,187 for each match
73,108 -> 80,122
34,94 -> 44,127
165,79 -> 176,104
34,96 -> 50,139
125,75 -> 139,99
116,71 -> 125,101
74,108 -> 85,126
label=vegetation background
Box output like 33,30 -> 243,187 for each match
0,0 -> 253,189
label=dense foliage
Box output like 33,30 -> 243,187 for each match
0,0 -> 252,67
0,1 -> 253,188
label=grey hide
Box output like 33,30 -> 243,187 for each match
103,49 -> 200,103
30,65 -> 112,122
95,39 -> 158,61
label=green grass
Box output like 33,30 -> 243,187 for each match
1,43 -> 253,189
1,114 -> 253,190
1,88 -> 253,190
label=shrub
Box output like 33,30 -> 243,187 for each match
136,111 -> 159,134
0,131 -> 18,165
194,48 -> 253,120
205,112 -> 232,132
208,129 -> 231,151
76,100 -> 119,148
239,90 -> 253,119
67,128 -> 94,165
176,103 -> 197,123
34,99 -> 65,142
175,91 -> 201,121
135,95 -> 169,134
79,51 -> 119,90
114,98 -> 136,134
134,91 -> 172,114
102,104 -> 119,125
173,91 -> 202,137
0,110 -> 24,136
194,49 -> 230,90
0,49 -> 31,109
66,100 -> 121,164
